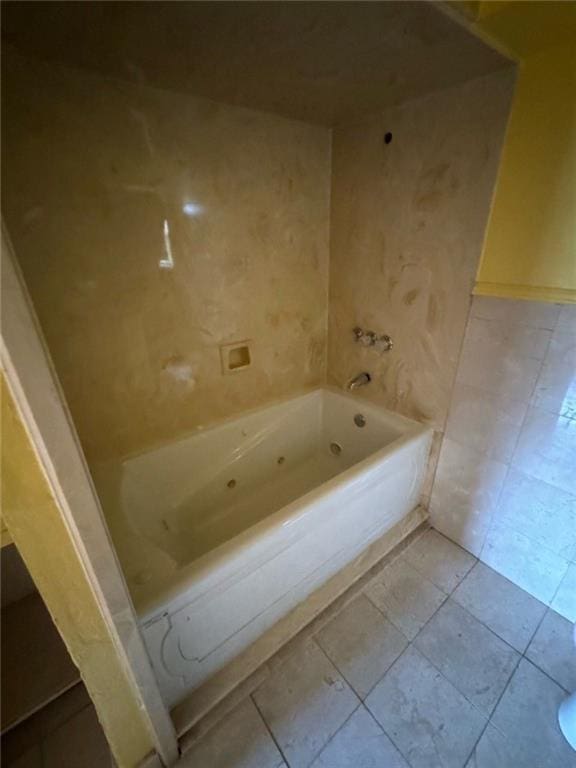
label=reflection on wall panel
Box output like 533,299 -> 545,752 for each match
2,50 -> 331,463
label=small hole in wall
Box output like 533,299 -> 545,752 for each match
384,132 -> 393,145
227,479 -> 237,489
277,456 -> 285,465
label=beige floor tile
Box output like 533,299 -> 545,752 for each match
43,705 -> 110,768
315,593 -> 407,699
252,640 -> 358,768
179,697 -> 284,768
310,706 -> 409,768
403,528 -> 476,593
415,599 -> 519,715
365,646 -> 486,768
526,609 -> 576,692
364,557 -> 446,640
490,659 -> 576,768
466,722 -> 527,768
452,561 -> 546,652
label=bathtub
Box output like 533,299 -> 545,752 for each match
94,387 -> 432,707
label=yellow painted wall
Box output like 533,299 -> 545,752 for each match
1,375 -> 156,767
452,1 -> 576,303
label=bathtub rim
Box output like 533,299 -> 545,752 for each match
136,387 -> 433,619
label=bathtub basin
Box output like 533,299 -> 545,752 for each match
94,387 -> 432,706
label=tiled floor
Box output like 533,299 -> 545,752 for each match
3,528 -> 575,768
181,528 -> 576,768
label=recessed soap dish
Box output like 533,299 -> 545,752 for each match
220,340 -> 252,374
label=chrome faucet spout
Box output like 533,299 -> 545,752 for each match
347,372 -> 371,391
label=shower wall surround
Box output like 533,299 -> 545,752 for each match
3,52 -> 517,503
2,50 -> 331,463
327,70 -> 515,495
431,297 -> 576,620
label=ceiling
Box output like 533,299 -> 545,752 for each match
1,1 -> 512,126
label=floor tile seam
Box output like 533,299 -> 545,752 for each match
548,560 -> 574,613
364,635 -> 492,749
308,636 -> 361,705
360,552 -> 445,600
411,589 -> 533,723
361,552 -> 452,614
520,606 -> 573,694
299,700 -> 364,768
397,547 -> 477,598
362,690 -> 417,768
281,636 -> 365,768
483,653 -> 574,758
461,648 -> 524,767
312,596 -> 411,703
454,558 -> 551,616
426,528 -> 481,570
361,580 -> 449,644
249,691 -> 291,768
412,628 -> 521,721
406,639 -> 495,723
521,648 -> 573,695
317,628 -> 408,705
440,588 -> 544,659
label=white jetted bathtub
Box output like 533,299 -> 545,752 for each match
94,387 -> 432,707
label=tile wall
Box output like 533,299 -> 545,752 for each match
2,49 -> 331,464
327,70 -> 515,499
431,297 -> 576,620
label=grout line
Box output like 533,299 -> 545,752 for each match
522,608 -> 573,695
521,653 -> 573,697
302,701 -> 364,768
249,693 -> 291,768
477,310 -> 558,567
461,647 -> 523,767
547,564 -> 571,615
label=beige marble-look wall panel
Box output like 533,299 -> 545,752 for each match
2,51 -> 331,463
431,296 -> 576,620
327,69 -> 514,434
